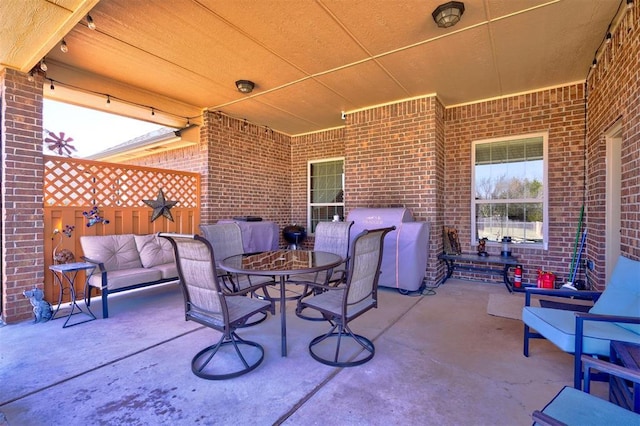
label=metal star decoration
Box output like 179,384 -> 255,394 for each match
143,189 -> 178,222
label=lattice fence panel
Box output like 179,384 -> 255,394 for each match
44,156 -> 199,208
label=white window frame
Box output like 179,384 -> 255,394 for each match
307,157 -> 345,235
471,132 -> 549,250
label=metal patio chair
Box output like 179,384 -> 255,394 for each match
160,233 -> 271,380
298,226 -> 395,367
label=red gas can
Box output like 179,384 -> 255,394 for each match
537,270 -> 556,289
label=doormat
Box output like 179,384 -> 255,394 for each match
486,293 -> 540,320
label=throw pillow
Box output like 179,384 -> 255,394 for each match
134,234 -> 175,268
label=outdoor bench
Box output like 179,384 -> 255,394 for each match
438,252 -> 520,292
79,233 -> 178,318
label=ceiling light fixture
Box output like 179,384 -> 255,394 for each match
627,0 -> 634,9
87,14 -> 96,30
106,95 -> 111,106
60,39 -> 68,53
49,79 -> 55,90
432,1 -> 465,28
40,58 -> 48,72
235,80 -> 255,94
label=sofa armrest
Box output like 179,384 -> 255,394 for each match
81,255 -> 107,288
524,287 -> 602,307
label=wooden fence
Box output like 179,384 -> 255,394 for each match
43,156 -> 200,304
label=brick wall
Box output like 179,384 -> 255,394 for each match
128,111 -> 292,233
585,4 -> 640,288
445,85 -> 587,286
1,69 -> 46,323
344,97 -> 444,285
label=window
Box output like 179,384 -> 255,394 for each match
472,133 -> 548,249
308,158 -> 344,234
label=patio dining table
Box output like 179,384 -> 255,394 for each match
220,249 -> 343,357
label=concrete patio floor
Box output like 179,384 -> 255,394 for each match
0,278 -> 590,425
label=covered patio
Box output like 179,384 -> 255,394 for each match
0,279 -> 596,425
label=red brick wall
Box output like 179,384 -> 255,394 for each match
585,5 -> 640,288
1,69 -> 46,323
445,85 -> 587,286
129,111 -> 292,233
344,97 -> 444,285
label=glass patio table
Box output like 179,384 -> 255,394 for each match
220,249 -> 343,357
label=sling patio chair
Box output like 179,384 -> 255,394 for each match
292,220 -> 354,321
200,222 -> 276,324
160,233 -> 272,380
297,226 -> 395,367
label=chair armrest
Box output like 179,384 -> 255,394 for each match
531,410 -> 568,426
524,288 -> 601,307
581,355 -> 640,385
572,312 -> 640,389
575,312 -> 640,325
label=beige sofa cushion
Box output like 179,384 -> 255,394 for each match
80,234 -> 142,271
149,263 -> 179,280
134,234 -> 175,268
87,268 -> 163,290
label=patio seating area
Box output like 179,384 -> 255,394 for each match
0,278 -> 602,425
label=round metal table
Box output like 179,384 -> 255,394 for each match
220,249 -> 342,357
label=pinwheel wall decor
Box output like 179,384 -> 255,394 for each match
44,130 -> 77,157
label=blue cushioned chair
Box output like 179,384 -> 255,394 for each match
532,355 -> 640,425
522,255 -> 640,389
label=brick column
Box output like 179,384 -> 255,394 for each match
1,68 -> 45,323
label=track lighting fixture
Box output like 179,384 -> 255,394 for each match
87,14 -> 96,30
627,0 -> 634,9
592,58 -> 597,68
27,70 -> 35,82
40,58 -> 47,72
41,77 -> 195,125
606,32 -> 612,43
60,39 -> 68,53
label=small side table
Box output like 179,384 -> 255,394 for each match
610,340 -> 640,413
49,262 -> 97,328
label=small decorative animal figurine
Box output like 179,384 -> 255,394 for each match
83,206 -> 110,227
23,288 -> 53,323
477,237 -> 489,257
54,248 -> 75,264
